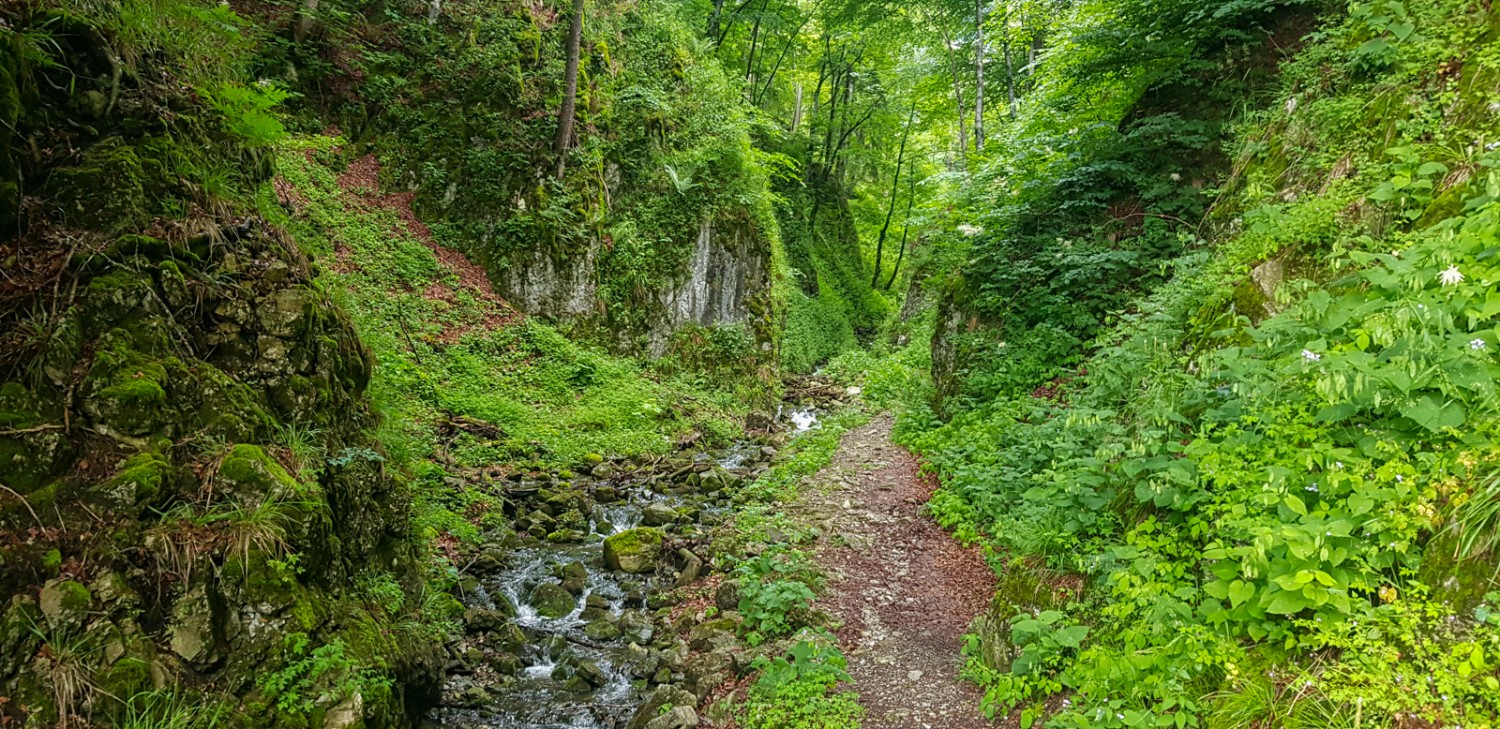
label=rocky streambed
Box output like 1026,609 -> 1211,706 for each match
424,415 -> 818,729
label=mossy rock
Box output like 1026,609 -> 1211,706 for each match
603,527 -> 664,574
97,450 -> 175,510
0,382 -> 70,493
80,332 -> 180,437
215,443 -> 304,509
1418,533 -> 1499,614
529,582 -> 576,619
43,139 -> 150,232
38,579 -> 91,630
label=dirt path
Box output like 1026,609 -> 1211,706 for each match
804,414 -> 996,729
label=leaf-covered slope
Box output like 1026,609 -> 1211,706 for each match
889,0 -> 1500,726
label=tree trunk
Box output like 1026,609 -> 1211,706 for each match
873,98 -> 917,287
554,0 -> 586,180
708,0 -> 726,39
744,0 -> 769,86
974,0 -> 986,152
1002,5 -> 1017,117
940,26 -> 969,169
792,82 -> 804,131
886,157 -> 918,290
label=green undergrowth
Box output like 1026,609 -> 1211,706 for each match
868,1 -> 1500,727
262,134 -> 748,546
703,405 -> 869,728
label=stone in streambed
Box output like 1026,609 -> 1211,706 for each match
604,527 -> 664,574
641,503 -> 678,527
528,582 -> 576,619
556,561 -> 589,595
584,617 -> 622,641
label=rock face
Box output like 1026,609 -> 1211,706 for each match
0,224 -> 443,728
494,217 -> 772,357
604,528 -> 666,574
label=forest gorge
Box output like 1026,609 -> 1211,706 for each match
3,0 -> 1500,727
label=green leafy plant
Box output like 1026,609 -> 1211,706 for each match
743,638 -> 863,729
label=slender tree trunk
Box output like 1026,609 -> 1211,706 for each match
708,0 -> 726,39
1002,6 -> 1017,117
554,0 -> 585,180
792,82 -> 804,131
756,7 -> 817,105
811,35 -> 831,119
886,157 -> 918,290
974,0 -> 986,152
744,0 -> 769,86
873,99 -> 917,287
939,26 -> 969,169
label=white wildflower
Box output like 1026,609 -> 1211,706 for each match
1170,172 -> 1182,182
1285,96 -> 1298,114
1302,349 -> 1322,362
1439,265 -> 1465,286
957,223 -> 984,237
1472,338 -> 1488,351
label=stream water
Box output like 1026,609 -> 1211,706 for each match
423,411 -> 819,729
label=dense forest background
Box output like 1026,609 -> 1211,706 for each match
3,0 -> 1500,726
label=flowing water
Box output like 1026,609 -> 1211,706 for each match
425,453 -> 751,729
425,411 -> 821,729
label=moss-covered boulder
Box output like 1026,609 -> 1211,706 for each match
215,443 -> 303,509
603,527 -> 665,574
529,582 -> 577,619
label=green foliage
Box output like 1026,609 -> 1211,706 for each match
257,633 -> 387,716
885,0 -> 1500,726
265,135 -> 747,479
735,548 -> 821,643
743,637 -> 863,729
114,691 -> 225,729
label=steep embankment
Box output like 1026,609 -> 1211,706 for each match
0,5 -> 446,725
888,0 -> 1500,727
268,0 -> 783,362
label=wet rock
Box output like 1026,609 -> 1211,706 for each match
457,685 -> 490,708
471,546 -> 509,574
595,485 -> 619,503
546,528 -> 587,543
744,412 -> 773,431
641,503 -> 678,527
463,607 -> 514,633
487,653 -> 522,675
592,463 -> 618,479
528,583 -> 576,619
556,561 -> 589,595
604,527 -> 665,574
584,617 -> 622,641
759,445 -> 777,458
576,659 -> 608,687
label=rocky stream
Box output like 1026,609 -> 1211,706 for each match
423,409 -> 822,729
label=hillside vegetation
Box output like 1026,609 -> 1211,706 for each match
861,0 -> 1500,726
6,0 -> 1500,727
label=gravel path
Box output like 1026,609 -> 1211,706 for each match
806,414 -> 997,729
